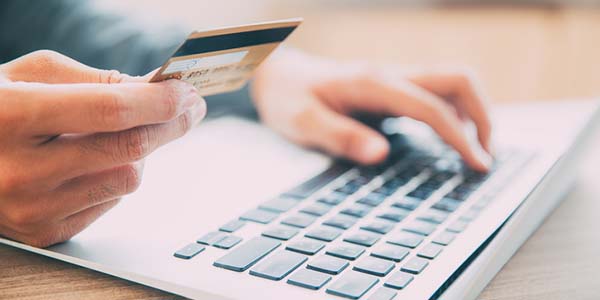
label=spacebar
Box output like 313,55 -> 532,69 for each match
213,237 -> 281,272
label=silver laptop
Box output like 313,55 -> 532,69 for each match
1,100 -> 598,300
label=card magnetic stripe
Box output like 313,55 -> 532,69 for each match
173,26 -> 297,57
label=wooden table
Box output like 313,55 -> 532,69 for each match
1,4 -> 600,300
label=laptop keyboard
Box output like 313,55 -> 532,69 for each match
173,135 -> 531,299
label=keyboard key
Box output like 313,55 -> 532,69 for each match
259,197 -> 298,213
401,257 -> 429,274
344,231 -> 381,247
323,214 -> 359,230
173,243 -> 205,259
305,226 -> 343,242
213,236 -> 281,272
214,235 -> 243,249
372,184 -> 399,196
417,243 -> 443,259
281,213 -> 317,228
318,192 -> 347,206
326,243 -> 366,260
403,220 -> 437,236
447,219 -> 469,233
197,231 -> 228,245
370,244 -> 410,262
219,220 -> 245,233
307,255 -> 349,275
432,197 -> 462,213
459,208 -> 480,222
384,271 -> 414,289
300,203 -> 332,216
445,190 -> 468,201
382,178 -> 406,189
417,209 -> 449,224
250,250 -> 308,281
357,193 -> 386,207
391,197 -> 421,211
286,238 -> 325,255
284,163 -> 352,198
336,182 -> 363,194
377,208 -> 410,223
431,231 -> 457,246
387,232 -> 424,248
287,268 -> 332,290
262,226 -> 299,241
326,271 -> 379,299
353,256 -> 395,277
406,188 -> 432,200
240,208 -> 278,224
472,197 -> 492,210
367,287 -> 397,300
360,220 -> 395,234
341,204 -> 373,218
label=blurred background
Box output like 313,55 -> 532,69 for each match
91,0 -> 600,104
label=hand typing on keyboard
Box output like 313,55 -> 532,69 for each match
0,50 -> 206,247
252,48 -> 493,171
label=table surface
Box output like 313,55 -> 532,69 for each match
2,4 -> 600,300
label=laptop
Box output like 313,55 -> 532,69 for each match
1,100 -> 598,300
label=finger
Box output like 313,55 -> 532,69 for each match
0,197 -> 120,248
408,71 -> 493,153
44,103 -> 204,182
292,102 -> 390,165
22,199 -> 120,248
44,162 -> 144,221
315,75 -> 492,171
1,50 -> 137,84
6,79 -> 203,135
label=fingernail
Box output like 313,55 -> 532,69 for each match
189,99 -> 207,124
357,137 -> 389,164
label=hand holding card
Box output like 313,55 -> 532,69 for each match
150,18 -> 302,96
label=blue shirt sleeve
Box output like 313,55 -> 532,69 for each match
0,0 -> 256,119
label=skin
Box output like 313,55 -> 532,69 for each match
0,50 -> 206,247
252,49 -> 492,170
0,49 -> 492,247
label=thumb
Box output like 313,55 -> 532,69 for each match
300,104 -> 390,165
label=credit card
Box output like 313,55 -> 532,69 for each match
150,18 -> 302,96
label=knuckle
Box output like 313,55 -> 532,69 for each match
333,129 -> 357,157
27,50 -> 65,69
291,106 -> 319,135
447,68 -> 477,88
420,100 -> 443,118
120,163 -> 143,194
0,172 -> 29,196
102,69 -> 126,84
353,65 -> 381,88
0,87 -> 29,132
177,111 -> 193,135
119,127 -> 152,162
97,91 -> 129,129
86,182 -> 117,206
419,100 -> 454,128
5,206 -> 38,229
160,83 -> 183,121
